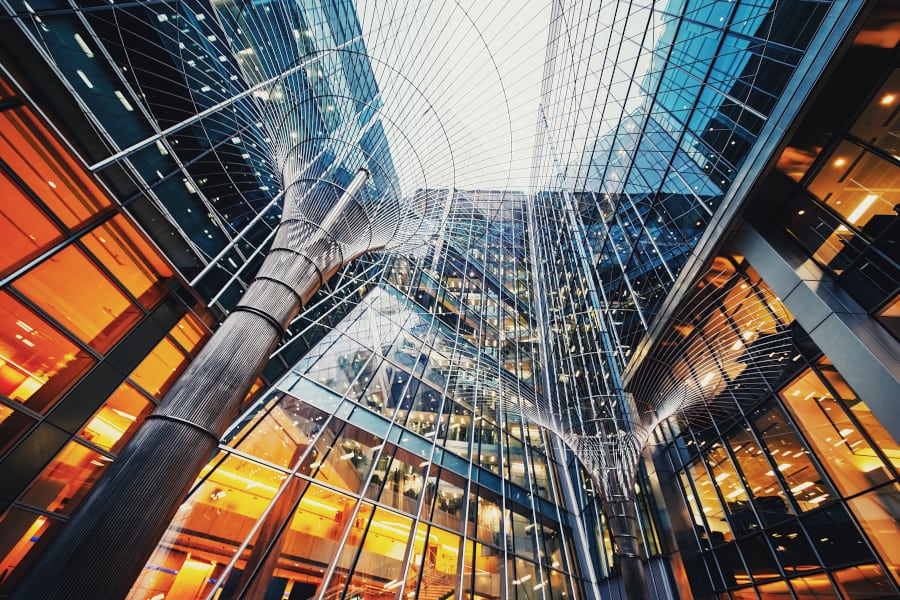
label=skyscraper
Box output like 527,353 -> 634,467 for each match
0,1 -> 897,599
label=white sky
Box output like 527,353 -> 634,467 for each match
355,0 -> 553,193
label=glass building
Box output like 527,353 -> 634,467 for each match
0,0 -> 897,599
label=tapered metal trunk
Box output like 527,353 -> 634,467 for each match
11,171 -> 370,600
603,489 -> 652,600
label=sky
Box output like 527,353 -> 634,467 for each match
355,0 -> 553,193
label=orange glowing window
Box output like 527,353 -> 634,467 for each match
81,215 -> 173,308
0,107 -> 110,229
0,170 -> 65,275
169,312 -> 210,354
79,382 -> 154,454
12,244 -> 142,353
19,439 -> 109,515
0,291 -> 94,412
0,508 -> 61,596
129,336 -> 189,399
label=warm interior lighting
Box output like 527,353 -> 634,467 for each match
833,157 -> 847,167
847,194 -> 878,224
880,93 -> 896,106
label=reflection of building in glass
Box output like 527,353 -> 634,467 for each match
0,0 -> 898,599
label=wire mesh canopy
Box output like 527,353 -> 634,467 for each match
520,263 -> 794,497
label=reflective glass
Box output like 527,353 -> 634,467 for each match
751,402 -> 835,511
0,508 -> 62,595
0,171 -> 63,275
80,216 -> 173,309
780,367 -> 892,496
0,291 -> 94,411
846,484 -> 900,584
0,107 -> 110,229
13,244 -> 142,353
79,382 -> 154,454
129,337 -> 189,399
19,439 -> 108,515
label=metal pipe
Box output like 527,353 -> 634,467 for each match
10,171 -> 370,600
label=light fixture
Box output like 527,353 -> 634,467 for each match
847,194 -> 878,225
880,93 -> 896,106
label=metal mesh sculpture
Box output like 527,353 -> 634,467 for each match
10,7 -> 445,600
519,264 -> 793,598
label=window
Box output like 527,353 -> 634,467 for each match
0,170 -> 63,275
0,107 -> 110,229
0,291 -> 94,412
780,367 -> 892,496
80,216 -> 173,309
13,245 -> 142,353
18,439 -> 108,516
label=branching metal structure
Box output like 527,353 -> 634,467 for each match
517,264 -> 793,598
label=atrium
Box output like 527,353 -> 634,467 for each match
0,1 -> 898,599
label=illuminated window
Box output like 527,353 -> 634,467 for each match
0,508 -> 61,595
18,439 -> 109,515
780,367 -> 892,496
79,382 -> 154,454
0,107 -> 110,229
0,170 -> 63,275
169,312 -> 209,354
0,291 -> 94,412
12,245 -> 142,353
80,215 -> 173,309
129,336 -> 189,399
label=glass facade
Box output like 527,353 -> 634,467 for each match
1,0 -> 898,599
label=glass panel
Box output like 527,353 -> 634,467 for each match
169,313 -> 209,354
80,216 -> 173,309
831,564 -> 898,599
780,367 -> 892,495
311,420 -> 380,495
0,171 -> 63,274
755,579 -> 792,597
706,441 -> 757,536
79,382 -> 153,454
808,143 -> 898,237
13,245 -> 142,352
817,358 -> 900,471
372,446 -> 426,516
728,428 -> 794,527
0,107 -> 111,228
0,291 -> 94,412
229,395 -> 326,469
752,402 -> 834,511
686,460 -> 733,543
129,337 -> 189,399
473,540 -> 504,598
0,403 -> 36,456
739,533 -> 779,583
718,541 -> 750,588
789,573 -> 839,599
427,468 -> 465,531
128,453 -> 286,600
846,484 -> 900,584
769,521 -> 818,574
0,509 -> 62,595
19,439 -> 108,515
802,504 -> 873,568
346,507 -> 411,595
472,486 -> 503,545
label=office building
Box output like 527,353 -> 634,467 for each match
0,0 -> 897,599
